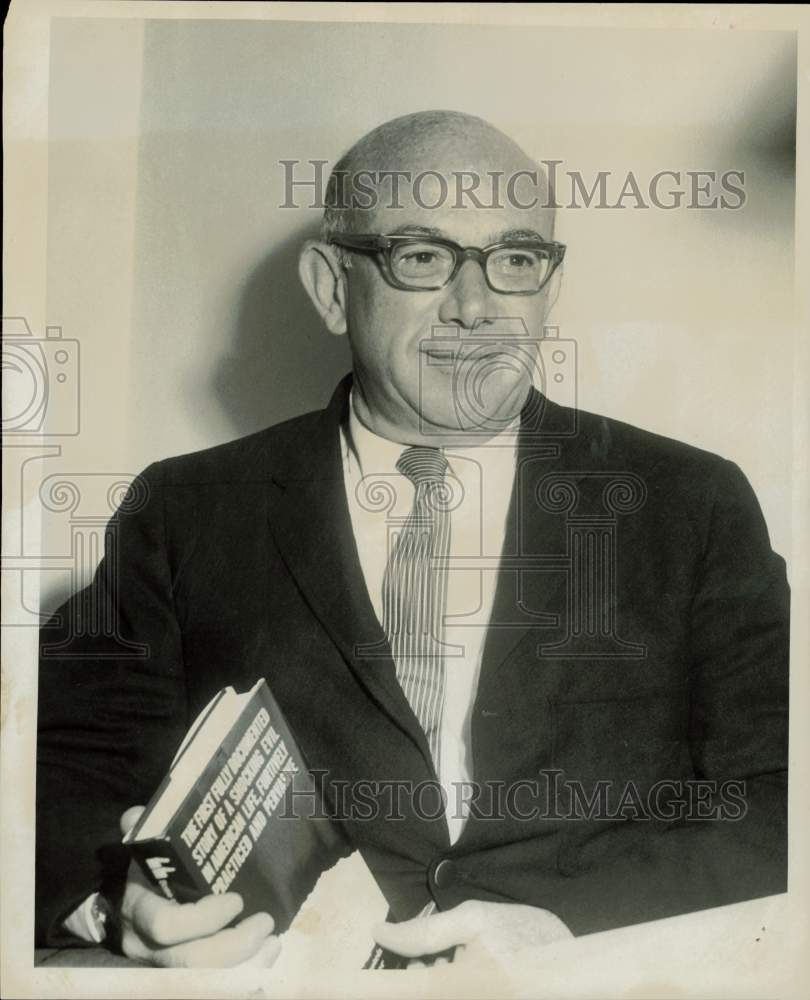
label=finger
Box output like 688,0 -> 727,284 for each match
373,906 -> 479,958
133,890 -> 246,947
120,805 -> 146,836
158,912 -> 276,969
234,934 -> 282,969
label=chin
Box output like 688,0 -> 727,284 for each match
451,371 -> 529,431
413,367 -> 530,440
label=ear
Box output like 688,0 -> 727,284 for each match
298,240 -> 348,335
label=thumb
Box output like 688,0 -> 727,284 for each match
120,805 -> 146,837
372,904 -> 479,958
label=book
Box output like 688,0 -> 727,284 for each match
124,679 -> 342,933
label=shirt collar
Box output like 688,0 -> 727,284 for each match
346,394 -> 406,479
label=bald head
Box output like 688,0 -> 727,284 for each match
322,110 -> 554,241
333,110 -> 536,176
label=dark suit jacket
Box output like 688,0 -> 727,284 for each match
36,375 -> 789,947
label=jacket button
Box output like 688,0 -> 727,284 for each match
431,858 -> 457,890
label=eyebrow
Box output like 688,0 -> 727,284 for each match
500,228 -> 547,242
385,224 -> 548,243
387,224 -> 445,237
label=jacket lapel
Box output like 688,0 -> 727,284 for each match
475,389 -> 575,701
266,376 -> 436,764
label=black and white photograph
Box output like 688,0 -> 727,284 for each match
2,3 -> 807,997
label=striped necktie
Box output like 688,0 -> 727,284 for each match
382,446 -> 451,772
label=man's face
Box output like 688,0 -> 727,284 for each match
342,173 -> 557,445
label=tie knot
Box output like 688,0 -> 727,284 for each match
396,446 -> 448,486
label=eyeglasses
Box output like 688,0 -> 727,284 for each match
329,233 -> 566,295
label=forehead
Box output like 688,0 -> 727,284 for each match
332,124 -> 555,242
355,173 -> 555,244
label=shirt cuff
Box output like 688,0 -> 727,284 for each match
62,892 -> 105,943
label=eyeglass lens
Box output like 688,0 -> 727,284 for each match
389,241 -> 553,292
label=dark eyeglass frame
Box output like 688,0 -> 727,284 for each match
329,233 -> 566,295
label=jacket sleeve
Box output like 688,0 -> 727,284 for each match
36,461 -> 189,946
549,458 -> 789,934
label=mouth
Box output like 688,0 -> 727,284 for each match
422,348 -> 458,363
420,345 -> 515,364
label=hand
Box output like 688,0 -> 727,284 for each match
373,900 -> 573,967
116,806 -> 281,968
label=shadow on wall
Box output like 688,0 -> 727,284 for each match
39,224 -> 351,619
212,221 -> 353,438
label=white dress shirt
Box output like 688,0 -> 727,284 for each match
341,397 -> 517,844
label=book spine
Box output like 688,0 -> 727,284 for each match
130,837 -> 208,905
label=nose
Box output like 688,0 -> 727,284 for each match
437,257 -> 496,330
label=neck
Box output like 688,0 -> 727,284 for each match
350,378 -> 528,449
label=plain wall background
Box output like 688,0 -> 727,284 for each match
40,17 -> 796,605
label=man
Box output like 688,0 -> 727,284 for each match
36,111 -> 789,969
